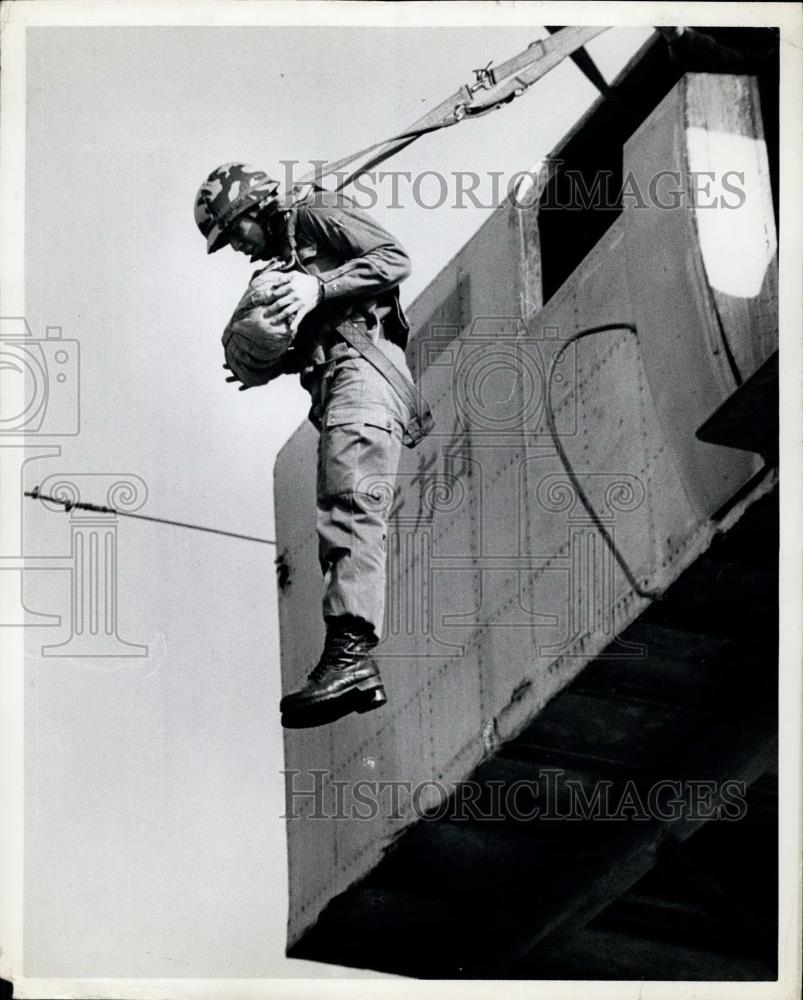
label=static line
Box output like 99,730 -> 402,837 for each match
24,488 -> 276,546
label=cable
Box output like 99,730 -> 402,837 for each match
544,323 -> 663,601
25,327 -> 662,582
24,487 -> 276,546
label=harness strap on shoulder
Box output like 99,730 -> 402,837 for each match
277,182 -> 318,266
337,321 -> 434,448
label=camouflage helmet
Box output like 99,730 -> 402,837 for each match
194,162 -> 280,254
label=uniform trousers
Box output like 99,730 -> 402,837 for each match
310,345 -> 411,638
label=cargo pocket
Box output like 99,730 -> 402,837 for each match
318,403 -> 402,499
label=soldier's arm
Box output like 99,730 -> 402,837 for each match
298,199 -> 412,302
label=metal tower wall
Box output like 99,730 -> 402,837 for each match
274,73 -> 777,946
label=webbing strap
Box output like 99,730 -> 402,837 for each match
298,26 -> 610,190
337,321 -> 434,448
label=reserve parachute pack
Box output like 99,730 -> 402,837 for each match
221,185 -> 315,388
221,261 -> 297,388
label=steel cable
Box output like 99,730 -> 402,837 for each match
544,323 -> 663,601
24,487 -> 276,545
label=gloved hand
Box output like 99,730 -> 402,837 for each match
257,271 -> 322,332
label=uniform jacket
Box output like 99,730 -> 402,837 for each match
262,186 -> 413,379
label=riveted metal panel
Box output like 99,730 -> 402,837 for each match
276,74 -> 776,946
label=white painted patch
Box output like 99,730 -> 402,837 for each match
686,126 -> 777,299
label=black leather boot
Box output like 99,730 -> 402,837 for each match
280,617 -> 386,729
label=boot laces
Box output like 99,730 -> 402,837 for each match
309,628 -> 369,682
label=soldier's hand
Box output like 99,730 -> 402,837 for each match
261,272 -> 321,331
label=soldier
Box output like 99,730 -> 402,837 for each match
195,163 -> 428,729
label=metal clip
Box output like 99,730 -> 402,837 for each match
467,61 -> 496,96
453,101 -> 468,122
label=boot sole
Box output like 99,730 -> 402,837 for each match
281,680 -> 387,729
355,684 -> 387,713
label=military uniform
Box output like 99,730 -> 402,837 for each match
280,187 -> 414,639
195,164 -> 422,724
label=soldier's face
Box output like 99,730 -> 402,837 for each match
228,215 -> 268,261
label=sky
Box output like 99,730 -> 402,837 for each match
17,15 -> 653,982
